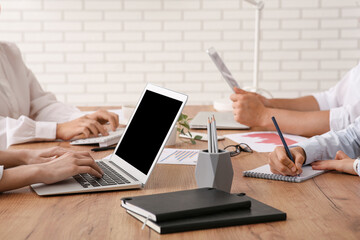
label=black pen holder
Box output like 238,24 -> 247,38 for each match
195,149 -> 233,193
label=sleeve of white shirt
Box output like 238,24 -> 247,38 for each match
297,117 -> 360,165
329,100 -> 360,132
0,115 -> 56,150
312,64 -> 360,131
0,165 -> 3,181
312,69 -> 350,111
27,68 -> 84,123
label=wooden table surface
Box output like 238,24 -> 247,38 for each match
1,105 -> 360,240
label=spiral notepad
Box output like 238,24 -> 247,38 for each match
243,164 -> 325,183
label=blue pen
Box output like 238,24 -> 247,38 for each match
271,117 -> 298,174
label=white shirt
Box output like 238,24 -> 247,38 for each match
297,116 -> 360,167
0,42 -> 82,149
313,62 -> 360,131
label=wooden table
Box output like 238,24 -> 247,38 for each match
1,106 -> 359,239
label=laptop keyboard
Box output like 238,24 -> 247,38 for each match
73,161 -> 131,188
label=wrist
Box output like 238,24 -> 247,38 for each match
16,149 -> 30,165
264,98 -> 274,108
31,164 -> 46,184
259,108 -> 273,129
56,123 -> 62,139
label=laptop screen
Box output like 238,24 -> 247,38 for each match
115,90 -> 182,175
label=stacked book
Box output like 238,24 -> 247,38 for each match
121,188 -> 286,234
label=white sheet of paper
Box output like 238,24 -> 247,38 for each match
224,131 -> 308,152
100,149 -> 199,166
157,148 -> 199,165
100,154 -> 113,160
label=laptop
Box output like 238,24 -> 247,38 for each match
31,84 -> 188,196
190,111 -> 249,130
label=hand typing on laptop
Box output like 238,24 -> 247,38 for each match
57,109 -> 120,140
32,84 -> 188,196
0,147 -> 103,192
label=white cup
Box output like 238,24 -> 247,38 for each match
121,104 -> 135,125
165,127 -> 177,146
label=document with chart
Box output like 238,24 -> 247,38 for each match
157,149 -> 199,165
224,131 -> 308,152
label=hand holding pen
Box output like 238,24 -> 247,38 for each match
270,116 -> 305,176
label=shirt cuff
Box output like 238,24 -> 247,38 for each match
329,107 -> 350,131
297,137 -> 324,165
0,165 -> 3,181
35,121 -> 57,140
354,158 -> 360,177
312,92 -> 330,111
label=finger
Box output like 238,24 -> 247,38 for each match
73,123 -> 92,139
268,151 -> 289,175
232,101 -> 239,110
74,156 -> 104,175
72,133 -> 86,140
82,119 -> 108,137
71,152 -> 92,159
50,147 -> 69,157
311,160 -> 335,171
292,150 -> 305,174
81,128 -> 91,138
272,147 -> 297,175
108,112 -> 120,129
87,109 -> 110,124
105,112 -> 118,131
83,120 -> 100,137
75,151 -> 92,157
271,154 -> 295,175
233,87 -> 246,94
230,93 -> 238,102
92,120 -> 108,136
233,87 -> 241,94
42,156 -> 58,163
269,165 -> 282,175
76,166 -> 103,178
114,112 -> 120,126
335,150 -> 349,160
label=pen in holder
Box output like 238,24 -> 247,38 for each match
195,149 -> 233,193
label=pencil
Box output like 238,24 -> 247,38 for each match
207,117 -> 212,153
213,115 -> 218,153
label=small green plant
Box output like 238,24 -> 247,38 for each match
177,113 -> 202,144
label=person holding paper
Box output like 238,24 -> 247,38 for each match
230,63 -> 360,137
268,116 -> 360,177
0,147 -> 103,192
0,41 -> 119,150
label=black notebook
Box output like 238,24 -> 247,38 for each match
121,188 -> 251,222
127,195 -> 286,234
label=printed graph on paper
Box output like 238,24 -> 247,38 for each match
157,148 -> 199,165
224,131 -> 308,152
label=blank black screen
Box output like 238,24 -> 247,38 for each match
116,90 -> 182,175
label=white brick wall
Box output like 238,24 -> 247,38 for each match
0,0 -> 359,105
